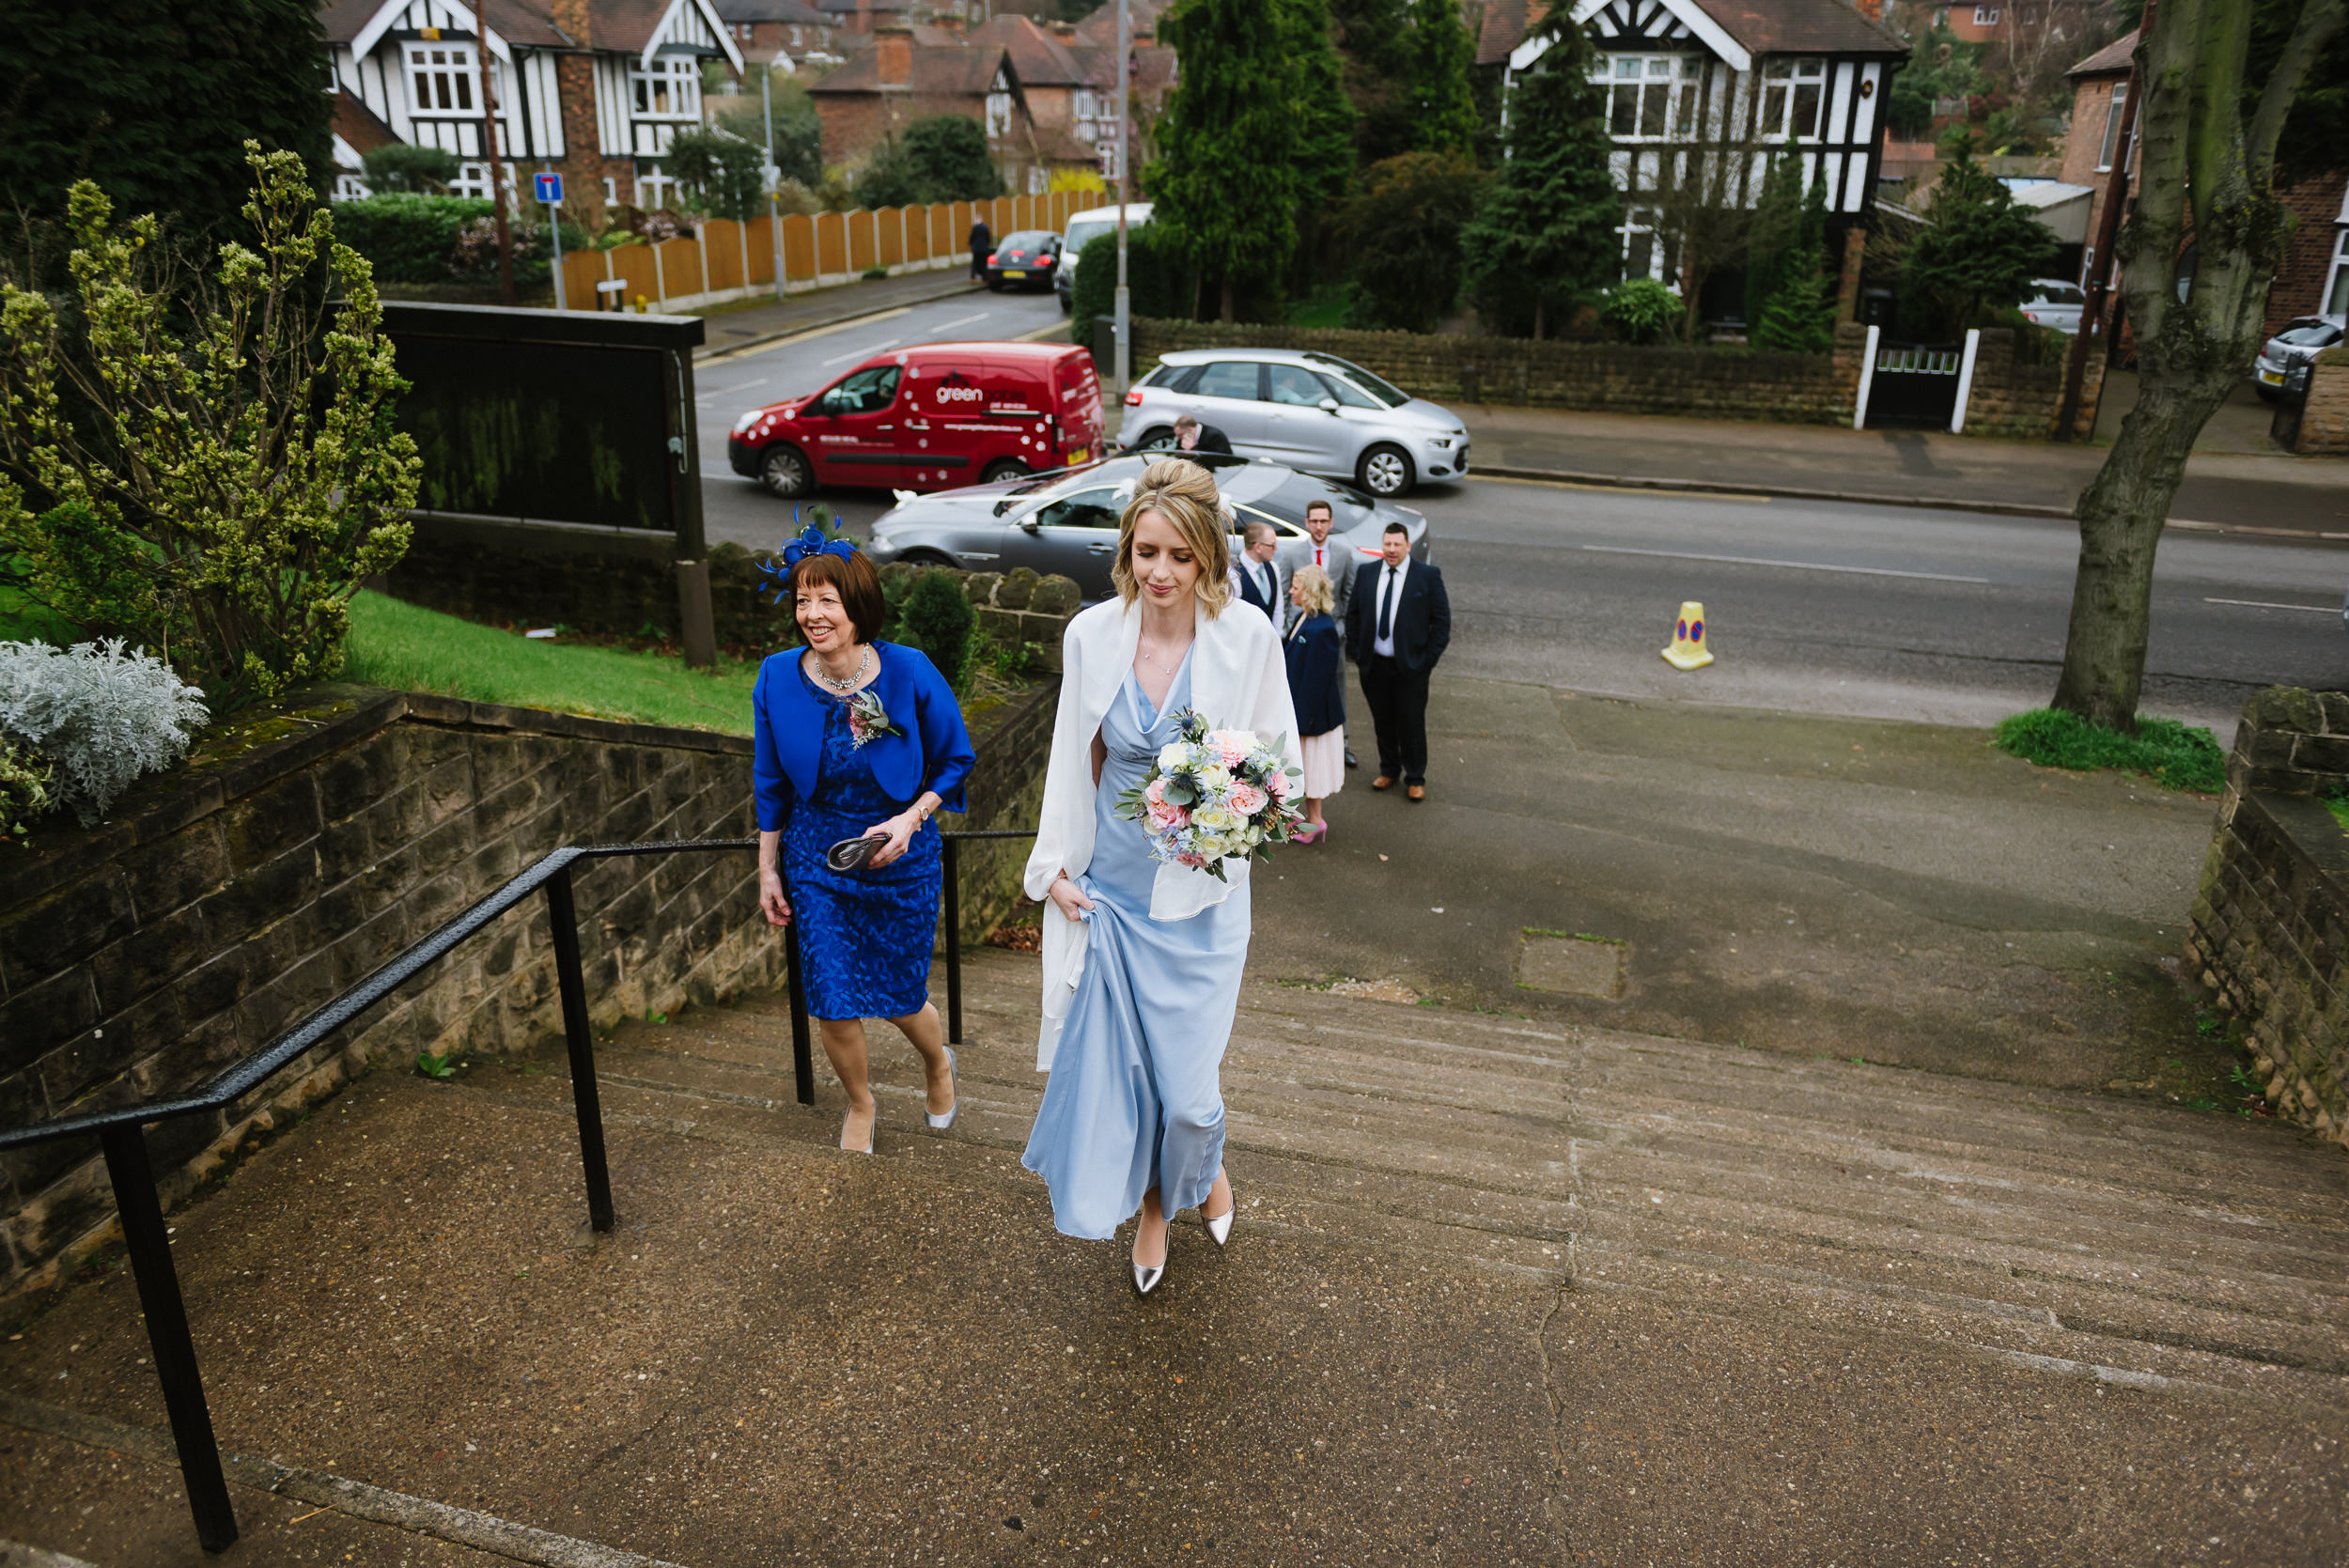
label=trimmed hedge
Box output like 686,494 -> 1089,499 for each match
333,194 -> 494,284
1070,224 -> 1187,329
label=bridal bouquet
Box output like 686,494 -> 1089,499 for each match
1117,708 -> 1304,880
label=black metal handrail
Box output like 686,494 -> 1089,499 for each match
0,825 -> 1034,1552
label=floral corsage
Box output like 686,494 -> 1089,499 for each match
846,689 -> 902,749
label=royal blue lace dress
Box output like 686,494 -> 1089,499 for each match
778,666 -> 943,1021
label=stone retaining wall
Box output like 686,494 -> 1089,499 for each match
2185,687 -> 2349,1149
382,537 -> 1081,663
1130,318 -> 1862,426
0,676 -> 1057,1296
2288,346 -> 2349,456
1130,319 -> 2089,440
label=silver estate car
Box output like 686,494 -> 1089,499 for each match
1120,349 -> 1469,497
863,452 -> 1430,603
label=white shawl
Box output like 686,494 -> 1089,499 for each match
1021,596 -> 1301,1069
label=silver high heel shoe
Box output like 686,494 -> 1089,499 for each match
926,1047 -> 958,1131
1203,1192 -> 1236,1248
1131,1217 -> 1169,1296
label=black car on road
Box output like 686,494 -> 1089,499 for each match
985,230 -> 1063,292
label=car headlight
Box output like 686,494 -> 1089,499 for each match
732,410 -> 762,435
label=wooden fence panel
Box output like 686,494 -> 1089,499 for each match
848,210 -> 878,273
561,250 -> 603,310
816,210 -> 848,277
609,242 -> 659,307
781,213 -> 816,284
879,207 -> 904,267
654,237 -> 700,303
746,216 -> 776,287
703,220 -> 745,292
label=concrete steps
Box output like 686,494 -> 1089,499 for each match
458,948 -> 2349,1418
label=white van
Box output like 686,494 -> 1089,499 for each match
1056,202 -> 1154,313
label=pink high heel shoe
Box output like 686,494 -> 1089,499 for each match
1296,820 -> 1330,846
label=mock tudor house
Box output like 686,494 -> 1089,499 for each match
1481,0 -> 1908,307
319,0 -> 744,221
806,26 -> 1082,191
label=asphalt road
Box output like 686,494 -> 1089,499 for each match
689,295 -> 2345,734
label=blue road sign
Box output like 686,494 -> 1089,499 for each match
534,172 -> 564,204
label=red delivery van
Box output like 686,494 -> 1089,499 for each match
728,341 -> 1105,499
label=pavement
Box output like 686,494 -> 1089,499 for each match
683,268 -> 997,363
9,677 -> 2347,1566
1461,379 -> 2349,536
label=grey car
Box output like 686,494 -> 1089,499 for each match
863,452 -> 1431,602
1120,349 -> 1469,498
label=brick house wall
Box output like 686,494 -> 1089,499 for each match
2263,174 -> 2348,337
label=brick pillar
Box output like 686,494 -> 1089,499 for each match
1835,225 -> 1868,326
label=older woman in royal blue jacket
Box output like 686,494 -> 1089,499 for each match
753,532 -> 976,1155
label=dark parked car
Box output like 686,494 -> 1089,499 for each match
862,452 -> 1431,602
985,230 -> 1062,292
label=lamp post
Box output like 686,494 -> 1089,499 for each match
763,59 -> 786,303
1113,0 -> 1130,401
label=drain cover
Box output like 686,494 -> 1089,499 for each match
1518,933 -> 1626,998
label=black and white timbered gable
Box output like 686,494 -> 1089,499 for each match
323,0 -> 744,192
1507,0 -> 1906,279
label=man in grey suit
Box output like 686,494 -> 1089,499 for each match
1296,498 -> 1359,768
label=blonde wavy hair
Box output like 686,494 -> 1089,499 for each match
1290,563 -> 1334,616
1111,457 -> 1234,614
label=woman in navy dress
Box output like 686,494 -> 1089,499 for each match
753,536 -> 976,1154
1283,565 -> 1346,845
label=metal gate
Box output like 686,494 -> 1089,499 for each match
1864,341 -> 1965,427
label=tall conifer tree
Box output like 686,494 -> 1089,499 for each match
1408,0 -> 1482,159
1459,10 -> 1620,336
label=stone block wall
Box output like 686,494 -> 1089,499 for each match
2289,347 -> 2349,456
1129,318 -> 1861,427
2184,686 -> 2349,1150
1963,328 -> 2105,441
381,536 -> 1081,662
0,675 -> 1058,1296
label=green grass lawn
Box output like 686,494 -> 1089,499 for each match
1990,706 -> 2226,793
344,591 -> 760,734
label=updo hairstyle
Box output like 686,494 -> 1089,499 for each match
1111,457 -> 1234,614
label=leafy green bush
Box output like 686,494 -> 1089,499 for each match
0,733 -> 51,846
1991,707 -> 2225,793
1899,151 -> 2055,339
0,148 -> 420,711
895,569 -> 977,690
361,144 -> 460,194
332,193 -> 494,283
664,127 -> 767,221
859,116 -> 1004,209
1599,278 -> 1681,344
1335,152 -> 1486,334
1070,224 -> 1186,328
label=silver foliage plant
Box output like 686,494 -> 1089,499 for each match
0,640 -> 209,826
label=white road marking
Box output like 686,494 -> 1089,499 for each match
697,307 -> 913,365
1579,544 -> 1991,584
821,336 -> 898,366
2203,597 -> 2339,613
1474,474 -> 1771,504
932,312 -> 993,331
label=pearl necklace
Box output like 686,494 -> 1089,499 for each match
810,644 -> 871,694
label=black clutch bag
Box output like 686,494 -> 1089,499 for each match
825,834 -> 883,874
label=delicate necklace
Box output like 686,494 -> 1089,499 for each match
810,644 -> 870,694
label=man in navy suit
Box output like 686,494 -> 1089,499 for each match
1345,520 -> 1449,800
1230,519 -> 1283,622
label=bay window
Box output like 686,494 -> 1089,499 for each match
406,42 -> 477,115
630,55 -> 701,119
1594,54 -> 1701,142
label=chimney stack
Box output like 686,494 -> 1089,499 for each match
875,24 -> 913,84
1852,0 -> 1885,21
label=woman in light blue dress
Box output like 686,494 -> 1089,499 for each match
1021,458 -> 1300,1296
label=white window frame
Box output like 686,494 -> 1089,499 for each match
2325,226 -> 2349,318
1592,54 -> 1701,144
986,88 -> 1012,140
1755,56 -> 1828,142
2095,81 -> 2127,170
1617,204 -> 1670,282
638,162 -> 677,210
404,40 -> 479,116
630,55 -> 702,121
1972,6 -> 1999,23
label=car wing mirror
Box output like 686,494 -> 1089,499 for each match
1019,517 -> 1042,533
1318,397 -> 1340,413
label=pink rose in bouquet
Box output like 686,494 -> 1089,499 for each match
1209,729 -> 1252,768
1226,781 -> 1268,816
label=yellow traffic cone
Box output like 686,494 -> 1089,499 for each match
1661,601 -> 1713,670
